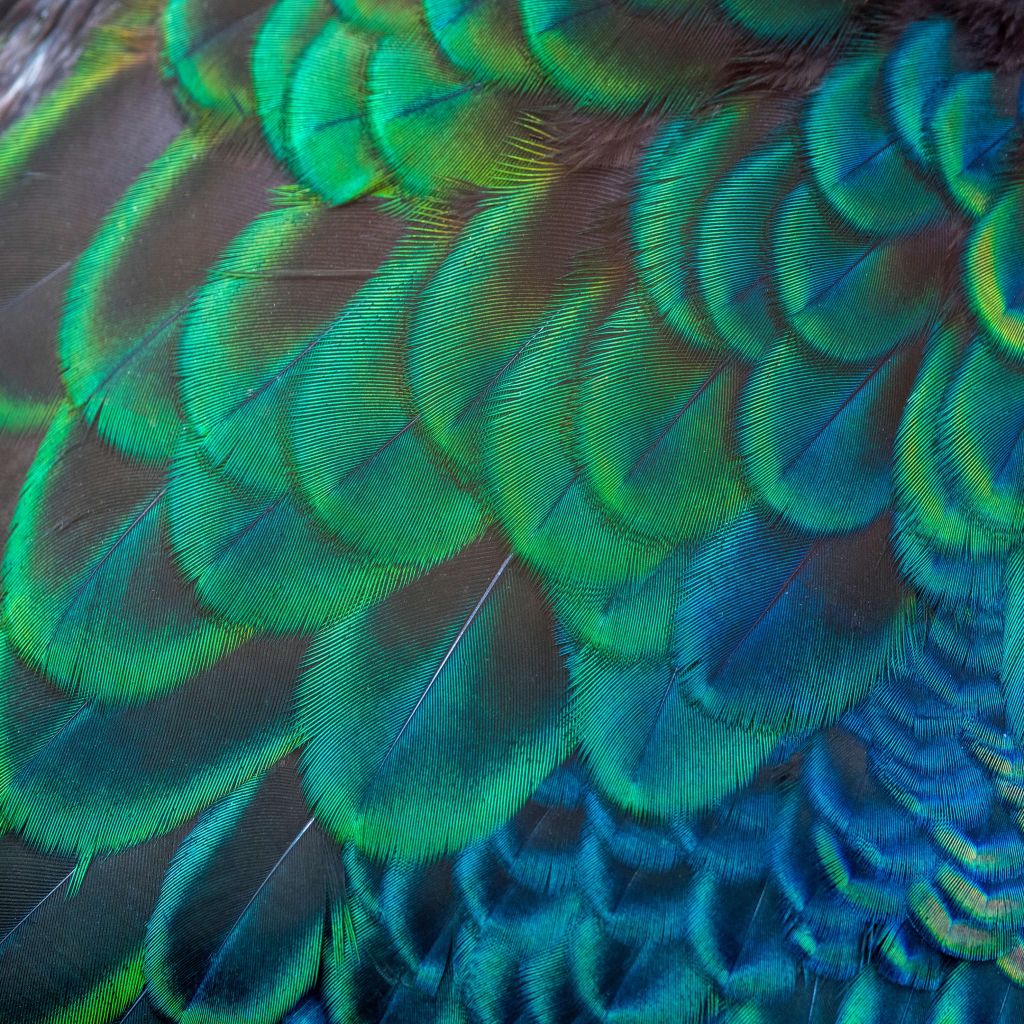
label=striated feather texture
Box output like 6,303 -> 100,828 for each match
7,0 -> 1024,1022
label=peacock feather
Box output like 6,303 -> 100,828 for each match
4,0 -> 1024,1021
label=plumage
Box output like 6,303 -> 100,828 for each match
8,1 -> 1024,1022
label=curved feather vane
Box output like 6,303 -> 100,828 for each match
62,125 -> 283,461
739,336 -> 922,534
366,26 -> 525,196
409,168 -> 628,484
6,1 -> 1024,1021
162,0 -> 275,114
289,237 -> 486,570
577,289 -> 746,546
570,645 -> 781,817
0,631 -> 300,856
674,511 -> 910,734
0,14 -> 182,431
518,0 -> 739,113
0,830 -> 179,1024
168,439 -> 413,632
282,18 -> 384,205
251,0 -> 332,162
2,408 -> 240,701
298,538 -> 570,859
146,759 -> 340,1024
180,194 -> 406,493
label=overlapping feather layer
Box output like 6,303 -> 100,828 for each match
3,0 -> 1024,1021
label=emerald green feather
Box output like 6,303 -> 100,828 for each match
2,408 -> 239,702
675,511 -> 909,733
933,72 -> 1019,218
424,0 -> 543,89
409,171 -> 624,485
298,539 -> 570,860
804,51 -> 944,236
162,0 -> 274,114
289,240 -> 485,570
739,337 -> 922,534
252,0 -> 333,161
483,278 -> 672,591
168,440 -> 412,632
773,183 -> 946,363
332,0 -> 421,33
518,0 -> 737,113
576,289 -> 746,544
571,645 -> 780,817
180,196 -> 405,495
883,19 -> 956,170
146,761 -> 337,1024
892,323 -> 1008,603
695,140 -> 801,363
366,28 -> 521,195
62,126 -> 281,462
549,549 -> 684,662
0,632 -> 299,857
967,185 -> 1024,361
0,832 -> 177,1024
0,28 -> 182,432
632,102 -> 781,350
284,19 -> 386,205
941,338 -> 1024,533
719,0 -> 853,39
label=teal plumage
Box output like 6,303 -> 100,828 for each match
6,1 -> 1024,1022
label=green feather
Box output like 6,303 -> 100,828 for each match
332,0 -> 421,34
409,171 -> 624,485
62,126 -> 281,462
424,0 -> 543,89
298,539 -> 570,860
146,761 -> 337,1024
773,183 -> 946,363
289,239 -> 485,570
162,0 -> 274,114
883,19 -> 957,170
967,183 -> 1024,361
941,338 -> 1024,533
252,0 -> 333,161
284,19 -> 386,205
518,0 -> 737,113
0,632 -> 298,857
720,0 -> 853,40
0,832 -> 177,1024
2,407 -> 240,702
571,645 -> 780,817
576,289 -> 746,544
930,964 -> 1024,1024
739,337 -> 922,534
483,277 -> 672,591
0,24 -> 182,432
933,72 -> 1019,218
804,51 -> 944,236
892,323 -> 1008,603
567,915 -> 719,1022
180,195 -> 405,495
168,440 -> 412,632
366,28 -> 522,195
694,140 -> 801,363
550,547 -> 684,662
632,102 -> 782,350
